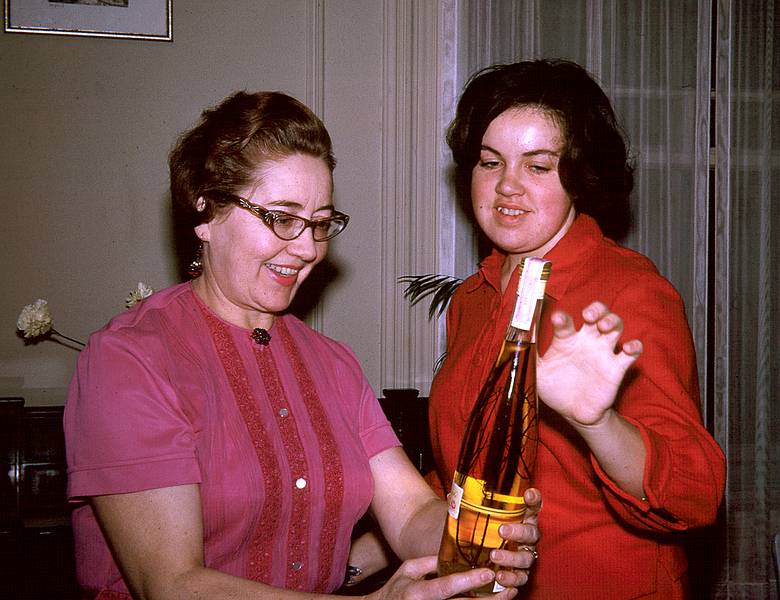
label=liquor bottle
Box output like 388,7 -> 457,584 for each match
437,256 -> 551,596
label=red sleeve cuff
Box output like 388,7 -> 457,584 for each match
590,417 -> 686,531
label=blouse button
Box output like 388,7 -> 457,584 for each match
279,407 -> 289,417
292,561 -> 302,571
295,477 -> 307,489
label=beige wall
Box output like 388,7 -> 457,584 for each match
0,1 -> 416,404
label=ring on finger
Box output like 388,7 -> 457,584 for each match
520,545 -> 539,560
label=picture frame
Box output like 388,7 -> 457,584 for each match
3,0 -> 172,41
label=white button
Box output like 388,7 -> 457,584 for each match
279,408 -> 289,417
295,477 -> 307,489
292,561 -> 302,570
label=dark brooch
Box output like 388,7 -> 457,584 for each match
251,328 -> 271,346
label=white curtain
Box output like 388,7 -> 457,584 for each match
715,1 -> 779,598
449,1 -> 780,597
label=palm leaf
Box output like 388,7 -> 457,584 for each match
398,273 -> 463,320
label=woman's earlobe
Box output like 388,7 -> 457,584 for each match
194,223 -> 210,242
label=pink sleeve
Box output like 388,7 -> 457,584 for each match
65,330 -> 201,500
330,340 -> 400,459
358,388 -> 401,458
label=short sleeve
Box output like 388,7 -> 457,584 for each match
358,387 -> 401,458
327,339 -> 400,459
65,330 -> 201,499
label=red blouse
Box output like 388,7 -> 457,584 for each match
427,215 -> 725,599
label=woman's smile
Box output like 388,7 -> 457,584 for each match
496,205 -> 530,217
265,262 -> 303,285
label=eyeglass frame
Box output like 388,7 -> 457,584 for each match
223,194 -> 350,242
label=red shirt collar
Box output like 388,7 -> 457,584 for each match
464,213 -> 605,300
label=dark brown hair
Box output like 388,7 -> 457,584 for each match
170,90 -> 335,225
448,59 -> 634,241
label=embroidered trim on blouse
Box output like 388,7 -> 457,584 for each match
200,308 -> 283,585
196,308 -> 345,592
278,319 -> 345,592
252,322 -> 310,591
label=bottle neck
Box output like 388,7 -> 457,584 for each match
505,296 -> 544,345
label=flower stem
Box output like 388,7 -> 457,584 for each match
52,329 -> 86,348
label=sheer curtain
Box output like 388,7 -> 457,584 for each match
448,1 -> 779,597
716,1 -> 780,598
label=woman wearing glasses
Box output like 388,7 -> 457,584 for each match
63,91 -> 542,600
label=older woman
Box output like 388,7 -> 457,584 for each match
426,60 -> 727,599
64,91 -> 541,600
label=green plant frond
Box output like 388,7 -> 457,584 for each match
398,274 -> 463,320
433,351 -> 448,373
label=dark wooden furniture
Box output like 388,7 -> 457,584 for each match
379,388 -> 435,475
0,398 -> 79,599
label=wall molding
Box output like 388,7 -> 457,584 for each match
305,0 -> 326,332
379,0 -> 459,393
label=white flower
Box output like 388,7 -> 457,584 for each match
125,282 -> 154,308
17,299 -> 54,338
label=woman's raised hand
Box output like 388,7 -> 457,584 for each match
537,301 -> 642,427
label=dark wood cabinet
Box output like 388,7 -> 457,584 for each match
0,399 -> 79,599
379,389 -> 434,475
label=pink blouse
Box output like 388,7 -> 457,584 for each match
65,283 -> 399,596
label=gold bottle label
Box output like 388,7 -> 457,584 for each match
450,471 -> 526,517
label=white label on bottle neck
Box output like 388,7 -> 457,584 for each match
511,257 -> 547,330
447,479 -> 464,519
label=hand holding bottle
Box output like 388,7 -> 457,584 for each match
536,301 -> 643,428
368,556 -> 520,600
367,488 -> 540,599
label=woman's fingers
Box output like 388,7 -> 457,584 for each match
539,303 -> 643,426
621,338 -> 643,357
581,301 -> 611,325
549,309 -> 576,339
396,555 -> 438,580
490,539 -> 536,589
552,303 -> 642,358
492,520 -> 539,567
551,303 -> 624,345
388,557 -> 503,600
523,487 -> 542,519
495,564 -> 530,588
489,488 -> 541,591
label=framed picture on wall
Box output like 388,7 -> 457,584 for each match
3,0 -> 172,41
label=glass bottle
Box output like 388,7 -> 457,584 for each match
437,256 -> 551,596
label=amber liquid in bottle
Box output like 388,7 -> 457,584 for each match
437,257 -> 550,597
